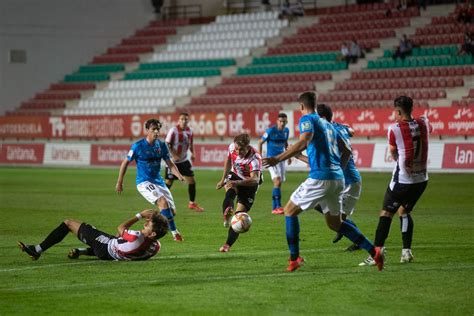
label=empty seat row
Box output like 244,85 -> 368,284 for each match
135,27 -> 176,37
77,64 -> 125,73
121,36 -> 167,46
352,66 -> 473,80
368,55 -> 474,69
383,45 -> 458,58
335,77 -> 464,91
237,62 -> 347,76
319,89 -> 446,102
20,101 -> 66,109
253,52 -> 338,65
222,73 -> 331,85
108,78 -> 204,89
268,40 -> 379,55
319,7 -> 419,24
215,11 -> 279,24
50,83 -> 96,91
410,33 -> 464,46
35,92 -> 81,100
140,59 -> 235,71
93,88 -> 189,99
124,69 -> 220,80
167,38 -> 264,52
431,16 -> 457,25
182,29 -> 279,43
64,107 -> 159,116
148,18 -> 190,27
152,48 -> 250,62
107,45 -> 154,55
78,98 -> 173,108
201,20 -> 288,33
299,18 -> 409,35
317,2 -> 389,15
415,23 -> 474,36
286,29 -> 394,45
92,55 -> 139,64
190,93 -> 297,105
207,83 -> 314,95
64,73 -> 110,82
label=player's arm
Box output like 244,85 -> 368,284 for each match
294,151 -> 308,164
216,156 -> 231,189
389,144 -> 398,161
285,140 -> 292,165
388,129 -> 398,161
116,158 -> 130,194
165,158 -> 185,182
166,141 -> 180,162
258,138 -> 266,155
263,132 -> 312,167
189,133 -> 195,161
117,210 -> 156,236
337,136 -> 351,169
226,170 -> 260,189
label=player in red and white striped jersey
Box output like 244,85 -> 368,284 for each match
216,133 -> 262,252
18,209 -> 168,261
165,113 -> 204,212
360,96 -> 431,267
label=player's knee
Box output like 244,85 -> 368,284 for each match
380,210 -> 393,218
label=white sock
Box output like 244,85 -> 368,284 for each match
35,245 -> 43,254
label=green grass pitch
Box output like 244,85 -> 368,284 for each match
0,167 -> 473,315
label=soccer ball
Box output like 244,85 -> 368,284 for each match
231,212 -> 252,233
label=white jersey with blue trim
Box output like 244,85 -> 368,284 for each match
299,113 -> 344,180
333,122 -> 361,185
127,138 -> 169,186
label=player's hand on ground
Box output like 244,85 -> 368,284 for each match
116,182 -> 123,194
262,157 -> 279,168
216,179 -> 225,190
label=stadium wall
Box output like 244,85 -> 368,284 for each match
1,141 -> 473,172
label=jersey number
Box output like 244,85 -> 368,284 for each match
145,184 -> 156,192
325,129 -> 338,156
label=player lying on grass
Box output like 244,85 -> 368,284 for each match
18,209 -> 168,261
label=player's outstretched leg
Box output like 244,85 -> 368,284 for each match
271,187 -> 284,215
286,215 -> 304,272
400,213 -> 414,263
160,208 -> 183,241
222,189 -> 236,227
188,183 -> 204,212
219,227 -> 239,252
68,247 -> 94,259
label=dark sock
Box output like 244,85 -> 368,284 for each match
160,208 -> 177,231
400,214 -> 414,249
39,222 -> 70,252
338,221 -> 375,256
222,189 -> 237,213
374,216 -> 392,247
78,247 -> 94,256
225,227 -> 239,246
189,183 -> 196,202
285,216 -> 300,261
314,205 -> 323,214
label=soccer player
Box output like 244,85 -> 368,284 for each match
360,96 -> 430,266
216,133 -> 262,253
263,92 -> 384,272
18,209 -> 168,261
316,104 -> 362,252
258,113 -> 291,215
116,118 -> 185,242
165,112 -> 204,212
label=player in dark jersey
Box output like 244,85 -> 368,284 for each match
18,209 -> 168,261
360,96 -> 430,267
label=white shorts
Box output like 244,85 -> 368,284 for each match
341,181 -> 362,216
268,161 -> 286,181
137,181 -> 176,210
290,178 -> 344,216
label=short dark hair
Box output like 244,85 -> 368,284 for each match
145,118 -> 162,130
316,103 -> 333,122
234,133 -> 250,148
298,91 -> 316,110
151,213 -> 169,240
179,112 -> 189,117
394,96 -> 413,115
278,113 -> 288,119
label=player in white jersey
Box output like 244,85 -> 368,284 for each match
18,209 -> 168,261
165,112 -> 204,212
216,133 -> 262,253
360,96 -> 430,267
